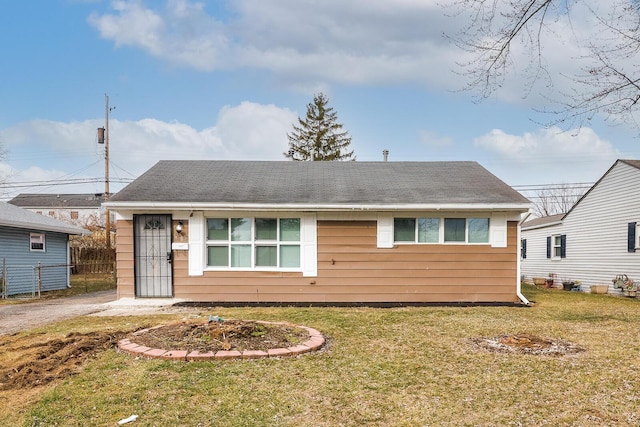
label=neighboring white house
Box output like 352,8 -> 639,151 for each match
8,193 -> 110,228
521,159 -> 640,292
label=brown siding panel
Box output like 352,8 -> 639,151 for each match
117,218 -> 521,303
115,220 -> 135,298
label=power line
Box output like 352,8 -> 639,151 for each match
0,177 -> 133,190
512,182 -> 594,191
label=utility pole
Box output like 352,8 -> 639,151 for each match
97,95 -> 113,248
105,94 -> 110,248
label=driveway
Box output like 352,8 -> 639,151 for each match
0,290 -> 187,336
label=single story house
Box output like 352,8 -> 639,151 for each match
9,192 -> 110,228
104,160 -> 531,304
0,202 -> 88,296
521,159 -> 640,292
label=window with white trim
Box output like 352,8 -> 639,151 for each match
552,235 -> 562,258
30,232 -> 45,252
206,217 -> 301,269
393,217 -> 490,244
547,234 -> 566,259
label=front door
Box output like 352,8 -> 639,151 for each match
134,214 -> 173,297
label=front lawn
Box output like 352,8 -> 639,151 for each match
2,285 -> 639,426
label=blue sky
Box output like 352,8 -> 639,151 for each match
1,0 -> 639,201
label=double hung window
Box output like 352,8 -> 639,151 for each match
206,218 -> 301,269
546,234 -> 566,259
552,235 -> 562,258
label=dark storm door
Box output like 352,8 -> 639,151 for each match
134,214 -> 173,297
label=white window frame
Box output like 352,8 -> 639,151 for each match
636,223 -> 640,250
393,216 -> 491,245
30,232 -> 46,252
205,216 -> 302,271
552,234 -> 563,259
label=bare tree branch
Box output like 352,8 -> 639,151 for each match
526,183 -> 586,217
450,0 -> 640,131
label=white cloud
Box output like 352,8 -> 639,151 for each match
85,0 -> 618,102
474,126 -> 619,184
0,102 -> 297,199
88,0 -> 229,71
86,0 -> 464,89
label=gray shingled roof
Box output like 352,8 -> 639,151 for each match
107,161 -> 529,209
522,213 -> 564,230
0,202 -> 88,235
620,159 -> 640,170
9,193 -> 106,208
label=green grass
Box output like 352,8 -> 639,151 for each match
52,273 -> 116,297
5,285 -> 640,426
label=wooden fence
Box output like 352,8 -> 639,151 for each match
70,247 -> 116,274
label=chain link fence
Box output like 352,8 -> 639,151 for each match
1,260 -> 116,299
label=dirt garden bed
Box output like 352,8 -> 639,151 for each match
0,331 -> 128,390
119,320 -> 326,360
470,333 -> 586,356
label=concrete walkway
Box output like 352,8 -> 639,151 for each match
95,296 -> 187,316
0,290 -> 186,336
0,290 -> 117,336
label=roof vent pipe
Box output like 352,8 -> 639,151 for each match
383,150 -> 389,162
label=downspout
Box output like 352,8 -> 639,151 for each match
516,212 -> 532,305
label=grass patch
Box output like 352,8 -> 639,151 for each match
3,285 -> 640,426
50,273 -> 116,297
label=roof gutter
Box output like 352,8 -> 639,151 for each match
0,220 -> 89,235
521,220 -> 563,231
103,201 -> 531,212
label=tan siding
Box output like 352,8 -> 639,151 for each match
115,220 -> 135,298
116,217 -> 520,303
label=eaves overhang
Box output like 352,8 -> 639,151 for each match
104,201 -> 531,213
0,220 -> 89,235
521,220 -> 563,231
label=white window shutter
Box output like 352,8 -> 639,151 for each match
377,214 -> 394,248
301,213 -> 318,277
188,212 -> 204,276
490,214 -> 508,248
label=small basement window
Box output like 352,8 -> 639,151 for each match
30,233 -> 45,252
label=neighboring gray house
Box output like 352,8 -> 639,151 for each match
0,202 -> 88,296
521,159 -> 640,292
8,193 -> 108,227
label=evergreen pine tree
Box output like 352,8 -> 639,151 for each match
284,93 -> 355,161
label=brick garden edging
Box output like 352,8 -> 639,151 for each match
118,321 -> 325,361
